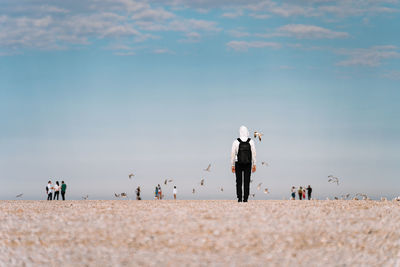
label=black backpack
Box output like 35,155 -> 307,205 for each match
237,138 -> 252,164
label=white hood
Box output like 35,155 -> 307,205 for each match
239,125 -> 249,142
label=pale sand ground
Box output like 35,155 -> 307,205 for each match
1,200 -> 400,267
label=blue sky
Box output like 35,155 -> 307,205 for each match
0,0 -> 399,200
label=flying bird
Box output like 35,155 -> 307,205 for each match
164,179 -> 168,185
254,131 -> 264,141
355,193 -> 368,200
192,188 -> 196,194
220,187 -> 224,192
114,193 -> 120,198
200,178 -> 205,186
82,195 -> 89,200
120,192 -> 127,198
328,175 -> 339,185
264,188 -> 269,194
250,193 -> 256,198
341,194 -> 351,199
16,194 -> 23,198
261,161 -> 269,166
204,164 -> 211,172
257,183 -> 262,190
128,173 -> 135,179
168,179 -> 173,183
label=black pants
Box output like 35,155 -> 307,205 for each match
235,162 -> 251,201
298,193 -> 302,200
47,193 -> 52,200
308,193 -> 311,200
54,191 -> 59,200
61,192 -> 65,200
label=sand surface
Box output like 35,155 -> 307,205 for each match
1,200 -> 400,266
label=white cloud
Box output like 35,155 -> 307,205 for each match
382,70 -> 400,80
276,24 -> 349,39
153,48 -> 174,54
132,8 -> 175,21
336,45 -> 400,67
227,40 -> 281,51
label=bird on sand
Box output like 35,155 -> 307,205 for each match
204,164 -> 211,172
200,178 -> 205,186
254,131 -> 264,141
328,175 -> 339,185
261,162 -> 269,166
257,183 -> 262,190
264,188 -> 269,194
82,195 -> 89,200
128,173 -> 135,179
16,194 -> 23,198
192,188 -> 196,194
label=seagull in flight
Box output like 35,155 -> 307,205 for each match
192,188 -> 196,194
254,131 -> 264,141
341,194 -> 351,199
250,193 -> 256,198
261,162 -> 269,166
16,194 -> 23,198
82,195 -> 89,200
114,193 -> 120,198
204,164 -> 211,172
200,178 -> 205,186
264,188 -> 269,194
257,183 -> 262,190
220,187 -> 224,192
328,175 -> 339,185
121,192 -> 127,198
128,173 -> 135,179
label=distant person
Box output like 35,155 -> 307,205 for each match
61,181 -> 67,201
231,125 -> 256,202
46,181 -> 53,200
307,185 -> 312,200
155,186 -> 159,200
302,187 -> 306,200
173,186 -> 177,200
291,186 -> 296,200
136,186 -> 141,200
298,186 -> 303,200
158,184 -> 162,200
53,181 -> 60,200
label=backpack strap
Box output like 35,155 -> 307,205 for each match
237,138 -> 242,143
246,138 -> 250,143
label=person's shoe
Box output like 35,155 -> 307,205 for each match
238,199 -> 242,202
243,199 -> 248,202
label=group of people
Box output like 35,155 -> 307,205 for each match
291,185 -> 312,200
154,184 -> 178,200
46,181 -> 67,200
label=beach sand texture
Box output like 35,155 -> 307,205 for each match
1,200 -> 400,266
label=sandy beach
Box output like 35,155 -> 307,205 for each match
1,200 -> 399,266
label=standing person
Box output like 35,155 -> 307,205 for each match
46,181 -> 53,201
155,186 -> 159,200
173,186 -> 177,200
231,125 -> 256,202
307,185 -> 312,200
298,186 -> 303,200
61,181 -> 67,201
302,187 -> 306,200
53,181 -> 60,200
291,186 -> 296,200
136,186 -> 141,200
158,184 -> 162,200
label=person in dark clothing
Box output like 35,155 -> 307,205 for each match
54,181 -> 60,200
61,181 -> 67,200
136,186 -> 141,200
307,185 -> 312,200
298,186 -> 303,200
231,126 -> 257,202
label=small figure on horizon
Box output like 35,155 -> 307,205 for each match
61,181 -> 67,200
54,181 -> 60,200
307,185 -> 312,200
46,181 -> 53,201
298,186 -> 303,200
291,186 -> 296,200
155,186 -> 159,200
158,184 -> 162,200
302,187 -> 306,200
136,186 -> 141,200
231,126 -> 257,202
173,186 -> 177,200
